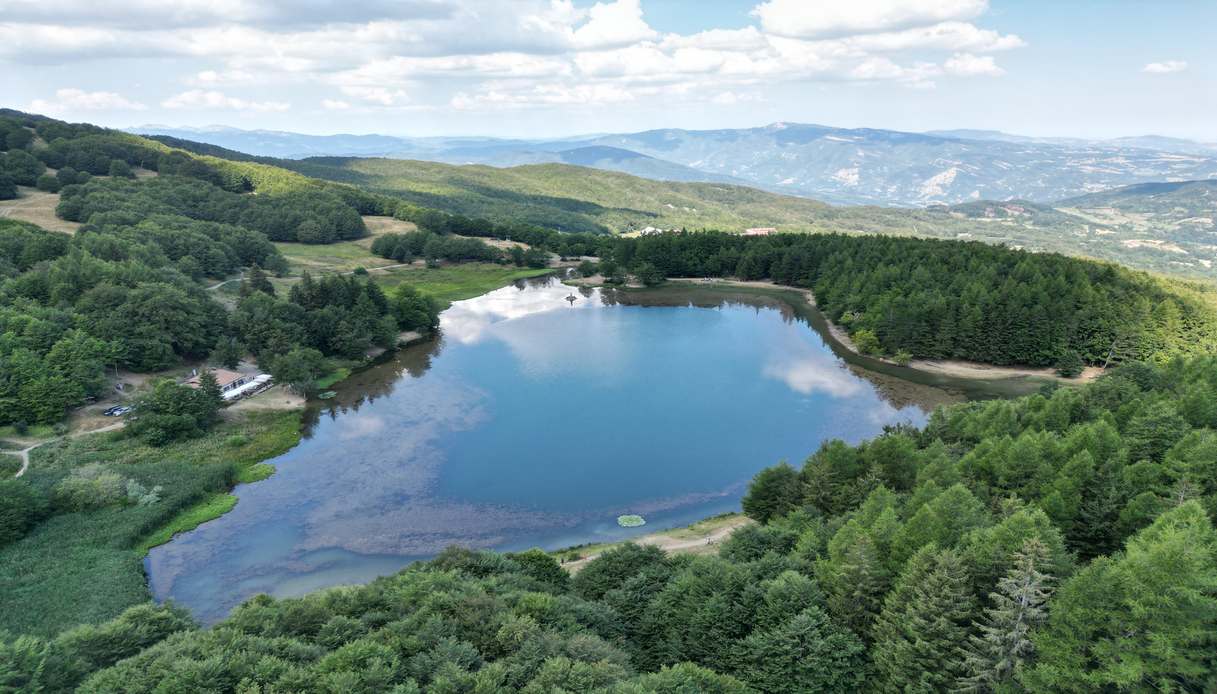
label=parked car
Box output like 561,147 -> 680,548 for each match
103,405 -> 133,417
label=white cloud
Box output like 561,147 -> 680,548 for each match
338,85 -> 409,106
191,69 -> 258,85
162,89 -> 289,111
571,0 -> 657,50
1142,60 -> 1187,74
5,0 -> 1023,116
28,88 -> 146,112
944,52 -> 1004,76
753,0 -> 988,39
452,82 -> 635,110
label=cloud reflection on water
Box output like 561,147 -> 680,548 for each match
146,277 -> 948,624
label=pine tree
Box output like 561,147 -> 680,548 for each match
957,538 -> 1055,692
873,548 -> 975,692
735,606 -> 867,693
196,370 -> 224,413
240,264 -> 275,297
1070,463 -> 1122,560
823,534 -> 889,640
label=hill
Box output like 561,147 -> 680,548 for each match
134,122 -> 1217,207
279,156 -> 835,235
253,155 -> 1213,278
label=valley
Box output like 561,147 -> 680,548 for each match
2,104 -> 1217,693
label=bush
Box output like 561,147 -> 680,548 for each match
853,329 -> 881,356
0,479 -> 47,546
35,173 -> 60,192
106,159 -> 133,178
52,464 -> 127,511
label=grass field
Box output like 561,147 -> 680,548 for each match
0,187 -> 81,234
273,239 -> 399,275
0,409 -> 302,636
372,264 -> 553,307
134,492 -> 237,555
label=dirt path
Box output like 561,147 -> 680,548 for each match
561,515 -> 754,573
10,421 -> 125,478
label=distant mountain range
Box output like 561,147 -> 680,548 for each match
131,123 -> 1217,207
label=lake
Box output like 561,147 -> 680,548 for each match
146,276 -> 977,623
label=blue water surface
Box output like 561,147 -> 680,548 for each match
147,277 -> 947,623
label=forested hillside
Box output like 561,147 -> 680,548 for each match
5,357 -> 1215,692
143,126 -> 1217,278
597,232 -> 1217,368
0,111 -> 441,427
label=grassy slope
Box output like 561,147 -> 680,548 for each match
288,157 -> 833,234
0,410 -> 301,637
373,264 -> 553,308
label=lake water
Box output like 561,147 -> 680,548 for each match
146,277 -> 968,623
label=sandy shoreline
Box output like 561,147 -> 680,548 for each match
557,514 -> 754,573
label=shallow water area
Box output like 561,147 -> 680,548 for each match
148,276 -> 960,623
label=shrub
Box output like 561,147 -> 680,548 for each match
0,479 -> 47,546
52,464 -> 127,511
853,329 -> 881,356
35,173 -> 60,192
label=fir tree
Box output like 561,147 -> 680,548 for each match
1070,463 -> 1123,560
873,548 -> 975,692
240,264 -> 275,297
823,534 -> 889,639
957,538 -> 1055,692
196,370 -> 224,413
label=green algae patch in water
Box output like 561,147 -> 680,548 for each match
617,515 -> 646,528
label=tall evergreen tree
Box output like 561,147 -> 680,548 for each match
239,264 -> 275,297
735,606 -> 867,693
873,548 -> 975,693
823,534 -> 890,640
957,538 -> 1055,692
1022,502 -> 1217,692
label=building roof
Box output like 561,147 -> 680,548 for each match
186,368 -> 246,389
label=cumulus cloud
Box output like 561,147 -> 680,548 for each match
338,85 -> 410,106
7,0 -> 1023,116
162,89 -> 290,111
1142,60 -> 1187,74
753,0 -> 988,39
28,88 -> 146,113
944,52 -> 1004,76
571,0 -> 657,50
321,99 -> 351,110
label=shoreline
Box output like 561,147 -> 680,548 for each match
553,513 -> 754,573
573,275 -> 1101,385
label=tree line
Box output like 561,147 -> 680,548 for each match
2,357 -> 1213,691
229,270 -> 438,394
370,230 -> 550,268
597,232 -> 1217,368
736,355 -> 1217,691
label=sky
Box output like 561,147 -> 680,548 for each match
3,0 -> 1214,140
